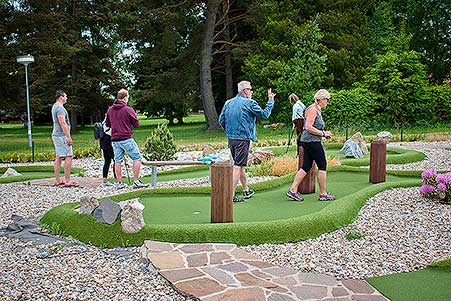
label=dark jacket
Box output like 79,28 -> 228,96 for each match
106,100 -> 139,141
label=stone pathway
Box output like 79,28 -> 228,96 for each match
28,176 -> 103,188
141,241 -> 387,301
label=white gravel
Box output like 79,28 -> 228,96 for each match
243,141 -> 451,279
0,141 -> 450,299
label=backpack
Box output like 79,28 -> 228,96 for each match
94,122 -> 106,140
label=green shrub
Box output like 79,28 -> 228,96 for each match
345,228 -> 365,240
143,123 -> 177,161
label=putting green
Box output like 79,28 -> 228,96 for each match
40,168 -> 420,247
143,172 -> 412,224
367,259 -> 451,301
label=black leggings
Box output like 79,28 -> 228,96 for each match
301,141 -> 327,172
100,136 -> 116,179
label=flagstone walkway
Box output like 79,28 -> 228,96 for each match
141,241 -> 387,301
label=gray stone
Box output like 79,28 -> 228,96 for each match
120,199 -> 145,233
201,266 -> 238,286
341,280 -> 375,294
92,198 -> 121,224
216,262 -> 249,273
248,150 -> 275,165
79,195 -> 99,215
268,292 -> 297,301
187,253 -> 208,267
289,285 -> 328,300
341,140 -> 364,158
297,272 -> 339,286
377,131 -> 392,141
0,167 -> 22,178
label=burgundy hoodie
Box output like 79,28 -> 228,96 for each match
106,100 -> 139,141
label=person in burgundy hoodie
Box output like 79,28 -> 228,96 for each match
106,89 -> 149,189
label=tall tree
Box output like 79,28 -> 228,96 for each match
242,1 -> 326,122
200,0 -> 221,129
1,0 -> 123,125
389,0 -> 451,82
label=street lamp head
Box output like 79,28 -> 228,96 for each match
16,54 -> 34,65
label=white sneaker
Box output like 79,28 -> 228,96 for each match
133,179 -> 150,189
99,182 -> 115,188
114,182 -> 127,190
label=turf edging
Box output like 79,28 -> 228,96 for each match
0,166 -> 84,184
40,177 -> 420,247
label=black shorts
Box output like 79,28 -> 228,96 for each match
301,141 -> 327,171
229,139 -> 250,167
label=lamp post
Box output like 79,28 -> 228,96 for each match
16,54 -> 35,161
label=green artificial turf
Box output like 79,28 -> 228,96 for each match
367,258 -> 451,301
40,168 -> 420,247
0,166 -> 84,184
269,145 -> 425,167
142,172 -> 411,224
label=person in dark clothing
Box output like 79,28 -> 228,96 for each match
98,120 -> 116,187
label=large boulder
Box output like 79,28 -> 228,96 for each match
121,198 -> 145,233
248,150 -> 275,165
350,132 -> 368,155
0,168 -> 22,178
79,195 -> 99,215
377,131 -> 392,142
341,140 -> 364,158
92,198 -> 121,224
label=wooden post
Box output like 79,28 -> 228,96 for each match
298,146 -> 316,193
210,163 -> 233,223
369,140 -> 386,183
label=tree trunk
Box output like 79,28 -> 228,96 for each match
223,2 -> 234,99
70,0 -> 78,132
200,0 -> 221,129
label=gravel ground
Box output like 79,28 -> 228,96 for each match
0,141 -> 450,299
244,141 -> 451,279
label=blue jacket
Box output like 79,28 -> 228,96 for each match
219,93 -> 274,142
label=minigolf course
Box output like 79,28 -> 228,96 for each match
39,146 -> 424,247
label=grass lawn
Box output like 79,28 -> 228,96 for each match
367,259 -> 451,301
1,114 -> 449,157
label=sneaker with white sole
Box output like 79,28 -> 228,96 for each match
233,195 -> 245,203
286,190 -> 304,202
319,193 -> 336,201
133,179 -> 150,189
99,182 -> 115,188
114,182 -> 127,190
243,189 -> 255,199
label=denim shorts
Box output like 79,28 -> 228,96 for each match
52,135 -> 73,157
112,138 -> 142,162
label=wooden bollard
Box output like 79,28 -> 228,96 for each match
210,163 -> 233,223
369,140 -> 386,183
298,146 -> 316,193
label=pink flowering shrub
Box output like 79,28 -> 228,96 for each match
420,170 -> 451,203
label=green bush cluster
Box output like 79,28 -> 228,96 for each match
143,124 -> 177,161
0,151 -> 54,163
0,145 -> 100,163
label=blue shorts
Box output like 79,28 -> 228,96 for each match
112,138 -> 142,162
52,136 -> 73,157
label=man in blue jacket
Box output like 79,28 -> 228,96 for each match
219,81 -> 276,202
